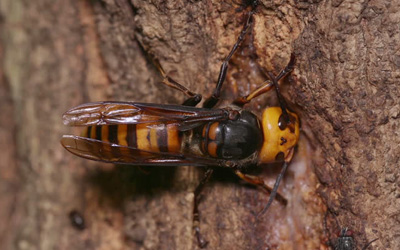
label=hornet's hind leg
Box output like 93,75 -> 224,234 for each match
153,58 -> 202,107
193,168 -> 214,248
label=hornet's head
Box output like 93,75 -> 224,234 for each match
258,107 -> 300,164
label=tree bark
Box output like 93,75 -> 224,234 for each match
0,0 -> 398,249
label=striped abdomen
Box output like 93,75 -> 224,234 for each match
83,123 -> 182,154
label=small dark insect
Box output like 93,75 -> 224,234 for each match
69,210 -> 86,230
335,228 -> 355,250
334,228 -> 378,250
61,1 -> 299,248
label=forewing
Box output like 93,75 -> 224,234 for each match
61,135 -> 222,166
62,102 -> 229,127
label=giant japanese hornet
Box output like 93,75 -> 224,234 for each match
61,2 -> 299,248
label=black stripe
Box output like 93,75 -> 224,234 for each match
95,126 -> 102,140
109,125 -> 122,159
157,124 -> 168,152
127,124 -> 137,148
204,123 -> 211,156
216,123 -> 225,158
108,125 -> 119,144
86,126 -> 92,138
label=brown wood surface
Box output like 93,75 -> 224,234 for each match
0,0 -> 398,249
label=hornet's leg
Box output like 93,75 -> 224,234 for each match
234,170 -> 287,206
233,53 -> 296,112
135,38 -> 202,107
264,53 -> 296,124
153,58 -> 202,106
257,148 -> 295,217
193,168 -> 214,248
203,4 -> 257,108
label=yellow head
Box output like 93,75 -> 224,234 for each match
258,107 -> 300,164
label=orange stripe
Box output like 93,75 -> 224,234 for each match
136,124 -> 151,151
207,142 -> 218,157
150,125 -> 160,152
117,124 -> 131,158
101,126 -> 109,142
167,124 -> 181,153
208,122 -> 219,140
117,124 -> 128,146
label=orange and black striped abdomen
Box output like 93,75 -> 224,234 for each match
200,111 -> 263,160
83,123 -> 182,154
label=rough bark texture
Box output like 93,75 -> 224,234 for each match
0,0 -> 398,249
293,1 -> 400,249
